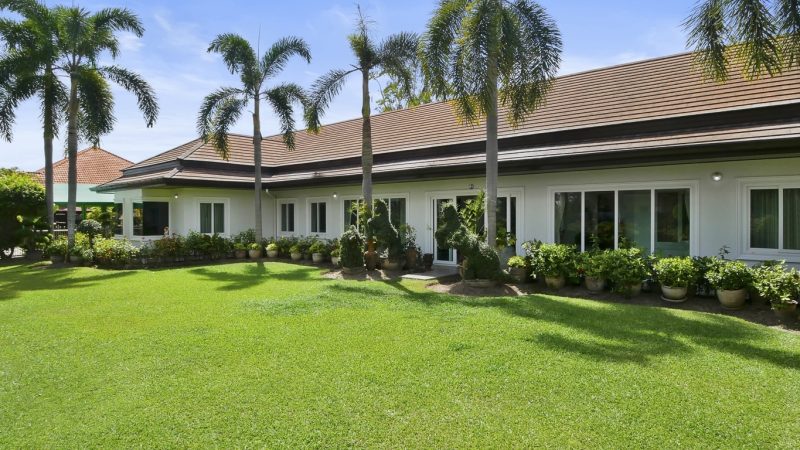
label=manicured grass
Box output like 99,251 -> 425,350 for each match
1,261 -> 798,448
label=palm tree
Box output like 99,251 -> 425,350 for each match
685,0 -> 800,81
51,5 -> 158,250
198,34 -> 311,245
0,0 -> 66,232
420,0 -> 561,246
306,7 -> 418,212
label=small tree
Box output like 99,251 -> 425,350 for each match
0,168 -> 45,258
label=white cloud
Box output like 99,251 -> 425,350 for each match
152,11 -> 215,62
118,32 -> 143,52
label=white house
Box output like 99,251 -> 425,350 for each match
94,52 -> 800,266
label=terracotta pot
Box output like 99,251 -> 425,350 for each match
234,249 -> 247,259
509,267 -> 528,284
383,260 -> 401,271
661,285 -> 688,302
772,301 -> 798,320
463,279 -> 495,288
545,275 -> 566,290
331,256 -> 340,266
717,289 -> 748,310
405,248 -> 418,270
267,250 -> 279,258
248,249 -> 262,259
312,253 -> 325,264
585,276 -> 606,292
364,239 -> 379,270
290,252 -> 302,261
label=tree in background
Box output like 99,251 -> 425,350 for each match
0,168 -> 44,258
306,6 -> 418,213
0,0 -> 66,231
685,0 -> 800,81
420,0 -> 561,247
198,34 -> 311,244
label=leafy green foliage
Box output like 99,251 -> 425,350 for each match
706,260 -> 753,290
530,243 -> 576,278
340,226 -> 365,269
751,261 -> 800,305
607,248 -> 651,293
435,202 -> 501,280
576,250 -> 613,279
506,255 -> 526,268
653,257 -> 699,287
77,219 -> 102,240
367,200 -> 403,261
0,169 -> 44,255
84,206 -> 116,237
92,237 -> 139,267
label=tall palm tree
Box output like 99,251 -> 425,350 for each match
0,0 -> 66,232
685,0 -> 800,81
420,0 -> 561,246
306,7 -> 418,212
51,5 -> 158,250
198,34 -> 311,244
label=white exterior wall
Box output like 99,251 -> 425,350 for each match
111,156 -> 800,263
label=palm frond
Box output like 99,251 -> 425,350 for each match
196,86 -> 243,142
685,0 -> 730,81
419,0 -> 470,99
76,67 -> 115,145
306,68 -> 358,133
99,65 -> 158,127
208,33 -> 260,88
776,0 -> 800,69
261,36 -> 311,79
376,32 -> 419,100
0,73 -> 38,141
264,83 -> 306,150
731,0 -> 781,79
91,7 -> 144,37
207,96 -> 247,160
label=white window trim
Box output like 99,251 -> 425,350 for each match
276,198 -> 298,236
546,180 -> 699,255
738,176 -> 800,262
339,193 -> 410,232
306,197 -> 331,237
193,197 -> 230,237
130,196 -> 172,241
424,187 -> 525,265
113,200 -> 125,239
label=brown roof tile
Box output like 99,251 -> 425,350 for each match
36,147 -> 132,184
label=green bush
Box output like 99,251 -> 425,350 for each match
653,257 -> 698,287
309,240 -> 329,256
369,200 -> 403,261
752,262 -> 799,306
233,242 -> 247,251
249,243 -> 261,251
0,169 -> 45,256
706,260 -> 753,291
93,238 -> 139,267
607,248 -> 651,293
531,243 -> 575,278
435,202 -> 501,280
266,242 -> 278,252
340,226 -> 365,269
45,236 -> 68,258
153,235 -> 185,259
577,250 -> 612,279
506,255 -> 526,268
232,229 -> 257,246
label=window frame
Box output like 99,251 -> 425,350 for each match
739,176 -> 800,261
276,198 -> 297,236
547,180 -> 699,255
307,197 -> 329,236
194,197 -> 230,236
130,197 -> 172,240
339,193 -> 410,232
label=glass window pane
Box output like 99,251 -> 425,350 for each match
497,197 -> 508,237
200,203 -> 211,233
585,191 -> 615,250
390,198 -> 406,227
655,189 -> 690,256
281,204 -> 287,232
618,190 -> 651,251
114,203 -> 123,235
143,202 -> 169,236
133,203 -> 143,236
785,188 -> 800,250
344,200 -> 356,229
288,203 -> 295,232
319,202 -> 326,233
436,199 -> 454,262
213,203 -> 225,234
554,192 -> 581,247
510,197 -> 517,236
750,189 -> 779,249
311,203 -> 318,233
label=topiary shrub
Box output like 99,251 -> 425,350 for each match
434,202 -> 501,280
368,200 -> 403,262
340,226 -> 365,269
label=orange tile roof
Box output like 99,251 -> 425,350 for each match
36,147 -> 132,185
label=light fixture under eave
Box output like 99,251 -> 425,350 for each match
332,192 -> 338,199
173,194 -> 179,199
711,172 -> 723,182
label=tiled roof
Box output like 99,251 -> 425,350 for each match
36,147 -> 132,184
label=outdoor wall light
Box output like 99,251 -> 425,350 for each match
332,192 -> 338,199
173,194 -> 179,199
711,172 -> 723,182
468,183 -> 475,190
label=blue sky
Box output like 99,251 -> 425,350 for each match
1,0 -> 697,171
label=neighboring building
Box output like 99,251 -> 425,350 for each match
36,146 -> 132,229
95,52 -> 800,265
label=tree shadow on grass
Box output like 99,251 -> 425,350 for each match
335,280 -> 800,371
0,263 -> 136,301
188,261 -> 323,291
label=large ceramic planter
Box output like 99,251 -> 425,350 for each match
312,253 -> 325,264
267,250 -> 279,258
234,250 -> 247,259
509,267 -> 528,284
545,275 -> 566,290
290,252 -> 302,261
248,249 -> 262,259
383,260 -> 401,271
331,256 -> 340,266
661,285 -> 688,302
585,276 -> 606,292
342,266 -> 365,275
717,289 -> 748,310
463,279 -> 495,288
772,301 -> 798,320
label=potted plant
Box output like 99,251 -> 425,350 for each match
422,253 -> 433,271
266,243 -> 279,258
398,224 -> 418,270
340,226 -> 365,274
706,260 -> 753,310
330,248 -> 341,266
578,250 -> 611,292
69,246 -> 84,265
289,244 -> 303,261
364,238 -> 379,271
233,243 -> 247,259
653,256 -> 698,302
46,238 -> 67,263
531,243 -> 575,290
752,263 -> 799,319
607,248 -> 650,297
248,243 -> 262,259
309,240 -> 328,264
506,255 -> 528,283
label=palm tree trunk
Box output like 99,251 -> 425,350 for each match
361,69 -> 373,213
485,54 -> 499,248
66,71 -> 80,255
42,66 -> 55,232
252,94 -> 263,245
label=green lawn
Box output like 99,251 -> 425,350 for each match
1,261 -> 798,448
